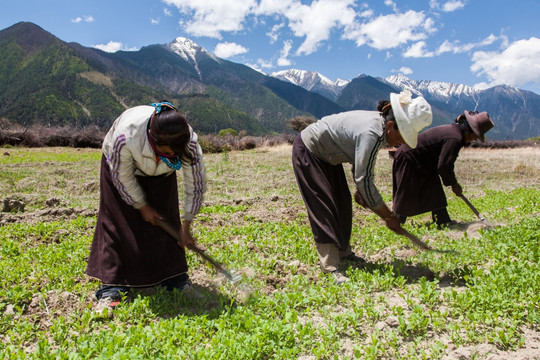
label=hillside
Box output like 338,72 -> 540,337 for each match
0,22 -> 341,134
2,22 -> 539,140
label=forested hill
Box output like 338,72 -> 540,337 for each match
0,22 -> 343,134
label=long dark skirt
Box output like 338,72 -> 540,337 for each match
392,150 -> 447,217
86,155 -> 188,287
292,135 -> 352,250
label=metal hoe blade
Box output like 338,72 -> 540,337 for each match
459,194 -> 493,228
156,219 -> 241,283
400,228 -> 432,250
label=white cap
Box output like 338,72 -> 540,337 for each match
390,90 -> 432,148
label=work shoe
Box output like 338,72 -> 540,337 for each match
94,297 -> 119,318
437,220 -> 459,230
161,274 -> 191,292
341,253 -> 366,263
331,270 -> 349,285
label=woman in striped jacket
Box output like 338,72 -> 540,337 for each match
87,101 -> 206,311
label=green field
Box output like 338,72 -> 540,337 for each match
0,145 -> 539,359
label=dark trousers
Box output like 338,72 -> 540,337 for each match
292,135 -> 352,250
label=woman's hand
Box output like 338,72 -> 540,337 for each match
367,202 -> 403,235
138,205 -> 164,225
180,219 -> 196,248
385,216 -> 402,234
451,183 -> 463,196
354,191 -> 368,208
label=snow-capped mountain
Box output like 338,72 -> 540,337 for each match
271,69 -> 349,101
384,74 -> 478,102
380,74 -> 540,140
269,69 -> 540,140
167,37 -> 220,80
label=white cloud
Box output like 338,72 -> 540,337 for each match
437,34 -> 498,55
256,58 -> 274,68
164,8 -> 172,16
399,66 -> 413,75
429,0 -> 440,10
404,41 -> 434,58
162,1 -> 442,65
151,18 -> 160,25
358,9 -> 374,18
71,16 -> 94,24
214,42 -> 249,58
442,0 -> 465,12
471,37 -> 540,88
472,82 -> 490,91
277,40 -> 293,66
256,0 -> 295,14
267,23 -> 284,44
384,0 -> 397,12
344,10 -> 433,50
163,0 -> 256,38
285,0 -> 357,55
93,41 -> 137,53
165,0 -> 357,55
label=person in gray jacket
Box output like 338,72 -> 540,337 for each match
292,90 -> 432,283
87,101 -> 206,313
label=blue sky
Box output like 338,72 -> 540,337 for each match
2,0 -> 540,94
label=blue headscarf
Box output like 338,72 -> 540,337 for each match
151,101 -> 177,114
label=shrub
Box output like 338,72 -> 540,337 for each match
287,116 -> 316,132
0,125 -> 105,148
217,128 -> 238,137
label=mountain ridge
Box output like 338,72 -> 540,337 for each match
272,68 -> 540,140
0,21 -> 342,134
271,69 -> 349,101
1,21 -> 539,140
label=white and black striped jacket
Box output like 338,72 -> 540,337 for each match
102,105 -> 206,220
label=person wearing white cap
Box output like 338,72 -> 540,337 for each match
392,110 -> 494,227
292,90 -> 432,283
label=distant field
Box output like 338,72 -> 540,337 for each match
0,145 -> 539,359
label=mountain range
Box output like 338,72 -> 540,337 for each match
1,21 -> 539,140
273,70 -> 540,141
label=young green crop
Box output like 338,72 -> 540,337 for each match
0,146 -> 538,359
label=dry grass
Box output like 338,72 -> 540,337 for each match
2,145 -> 538,223
454,147 -> 540,192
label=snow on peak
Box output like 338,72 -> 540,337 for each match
168,37 -> 217,64
167,37 -> 220,79
271,69 -> 349,90
385,74 -> 476,100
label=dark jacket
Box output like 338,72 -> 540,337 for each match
392,124 -> 464,216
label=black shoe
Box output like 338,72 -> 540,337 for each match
161,273 -> 191,291
437,220 -> 458,229
432,208 -> 451,225
342,253 -> 366,263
